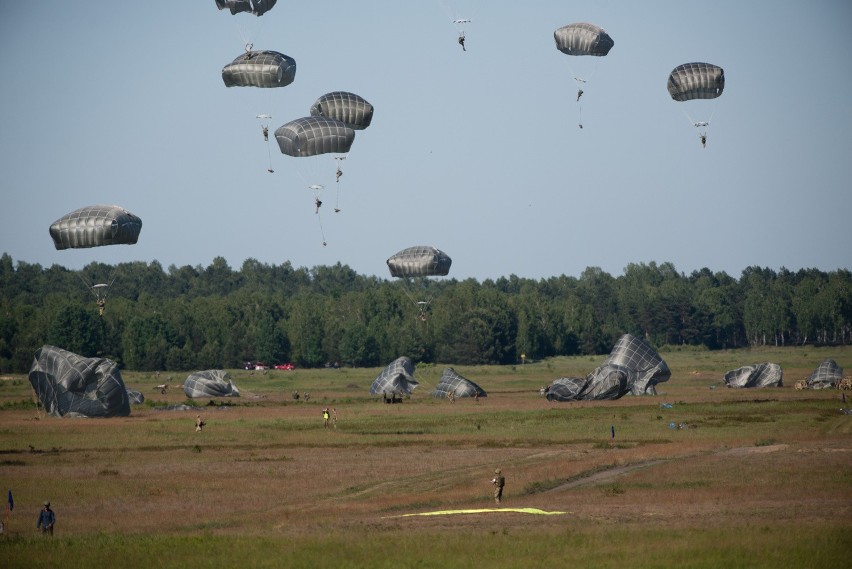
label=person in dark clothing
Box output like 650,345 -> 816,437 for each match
37,501 -> 55,535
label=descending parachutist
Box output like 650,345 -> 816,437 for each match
458,34 -> 466,51
262,126 -> 269,142
334,208 -> 341,213
336,167 -> 343,182
315,197 -> 322,214
700,133 -> 707,148
577,89 -> 584,102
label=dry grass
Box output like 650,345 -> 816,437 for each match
1,346 -> 851,567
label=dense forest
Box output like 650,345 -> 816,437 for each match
0,253 -> 850,373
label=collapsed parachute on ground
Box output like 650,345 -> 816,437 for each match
222,50 -> 296,88
215,0 -> 277,16
274,116 -> 355,157
807,359 -> 843,389
667,62 -> 725,102
433,368 -> 486,399
546,334 -> 670,402
370,357 -> 419,396
28,345 -> 130,418
310,92 -> 374,130
126,389 -> 145,405
553,23 -> 614,56
387,246 -> 452,278
49,205 -> 142,250
183,370 -> 241,398
724,363 -> 783,388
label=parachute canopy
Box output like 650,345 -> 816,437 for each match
183,370 -> 240,398
310,92 -> 374,131
222,50 -> 296,88
667,62 -> 725,102
274,116 -> 355,157
546,334 -> 670,402
724,363 -> 783,388
554,23 -> 614,57
126,389 -> 145,405
387,246 -> 452,278
28,345 -> 130,418
49,205 -> 142,250
215,0 -> 277,16
433,368 -> 486,399
370,357 -> 419,396
807,359 -> 843,389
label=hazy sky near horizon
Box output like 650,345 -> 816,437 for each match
2,1 -> 850,282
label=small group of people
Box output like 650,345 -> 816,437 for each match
322,407 -> 338,428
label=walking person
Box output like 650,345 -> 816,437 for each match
491,469 -> 505,505
37,501 -> 55,536
195,414 -> 206,432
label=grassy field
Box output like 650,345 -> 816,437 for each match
1,345 -> 851,568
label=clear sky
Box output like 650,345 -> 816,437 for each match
1,1 -> 850,281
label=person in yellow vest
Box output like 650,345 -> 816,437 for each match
322,408 -> 330,428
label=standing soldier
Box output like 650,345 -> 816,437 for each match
322,408 -> 330,428
332,408 -> 338,429
491,469 -> 505,505
195,415 -> 206,432
37,501 -> 55,535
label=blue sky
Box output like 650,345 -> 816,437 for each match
1,1 -> 850,281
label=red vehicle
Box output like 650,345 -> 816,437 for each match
275,363 -> 295,370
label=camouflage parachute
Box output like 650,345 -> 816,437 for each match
274,116 -> 355,157
667,62 -> 725,102
310,92 -> 374,130
553,23 -> 614,56
724,363 -> 783,388
387,246 -> 452,278
222,50 -> 296,88
183,370 -> 240,398
215,0 -> 277,16
433,368 -> 486,399
49,205 -> 142,250
370,357 -> 419,396
28,345 -> 130,418
807,359 -> 844,389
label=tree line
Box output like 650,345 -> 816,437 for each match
0,253 -> 849,373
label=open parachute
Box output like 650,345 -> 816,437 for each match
554,22 -> 613,128
29,345 -> 131,418
667,62 -> 725,147
49,205 -> 141,250
370,357 -> 419,397
275,116 -> 355,157
310,92 -> 374,131
387,246 -> 452,321
215,0 -> 277,17
183,370 -> 241,398
222,50 -> 296,88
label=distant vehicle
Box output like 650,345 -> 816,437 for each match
275,363 -> 295,370
244,362 -> 268,370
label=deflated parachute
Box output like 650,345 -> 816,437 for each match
310,92 -> 374,131
28,345 -> 130,418
546,334 -> 670,402
724,363 -> 783,388
553,23 -> 614,56
370,357 -> 419,396
222,50 -> 296,88
667,62 -> 725,101
49,205 -> 142,250
183,370 -> 240,398
433,368 -> 486,399
274,116 -> 355,157
387,246 -> 452,278
807,359 -> 844,389
215,0 -> 277,16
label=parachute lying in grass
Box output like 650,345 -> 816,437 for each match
370,357 -> 419,396
49,205 -> 142,250
183,370 -> 241,398
553,23 -> 614,57
215,0 -> 277,16
433,368 -> 486,399
310,92 -> 374,131
126,389 -> 145,405
546,334 -> 670,402
28,345 -> 130,418
274,116 -> 355,157
724,363 -> 783,388
222,51 -> 296,88
807,359 -> 844,389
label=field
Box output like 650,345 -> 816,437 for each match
2,345 -> 851,568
